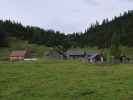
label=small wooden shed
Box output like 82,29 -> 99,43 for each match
9,50 -> 27,61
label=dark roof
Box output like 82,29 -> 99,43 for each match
65,50 -> 84,56
87,53 -> 102,59
86,53 -> 98,56
10,50 -> 27,57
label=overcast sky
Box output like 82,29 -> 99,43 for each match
0,0 -> 133,33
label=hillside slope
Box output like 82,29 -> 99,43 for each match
84,10 -> 133,48
0,38 -> 49,60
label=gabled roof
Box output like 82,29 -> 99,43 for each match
10,50 -> 27,57
89,53 -> 98,59
65,50 -> 84,56
87,53 -> 101,59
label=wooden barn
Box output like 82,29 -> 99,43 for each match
9,50 -> 27,61
65,50 -> 85,59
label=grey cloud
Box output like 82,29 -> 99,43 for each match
0,0 -> 133,33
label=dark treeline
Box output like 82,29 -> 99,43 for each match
0,19 -> 84,50
0,20 -> 70,48
0,10 -> 133,49
84,10 -> 133,48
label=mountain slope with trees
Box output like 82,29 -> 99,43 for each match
0,10 -> 133,49
84,10 -> 133,48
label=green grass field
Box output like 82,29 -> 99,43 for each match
0,60 -> 133,100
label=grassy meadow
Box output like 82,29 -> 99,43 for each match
0,60 -> 133,100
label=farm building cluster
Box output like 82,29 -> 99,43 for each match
45,49 -> 104,63
9,49 -> 130,64
9,50 -> 37,61
9,49 -> 104,63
